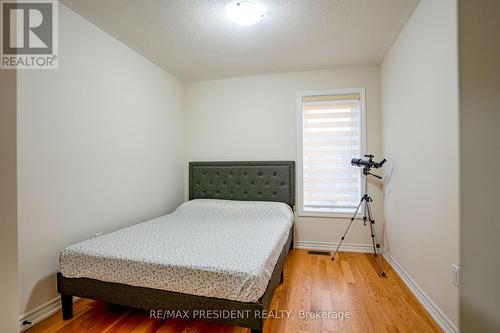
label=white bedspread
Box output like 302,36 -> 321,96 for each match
59,199 -> 294,302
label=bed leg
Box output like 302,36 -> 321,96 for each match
280,270 -> 284,283
251,329 -> 262,333
61,294 -> 73,320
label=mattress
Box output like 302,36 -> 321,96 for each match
59,199 -> 294,302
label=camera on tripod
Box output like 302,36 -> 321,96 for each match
351,154 -> 386,179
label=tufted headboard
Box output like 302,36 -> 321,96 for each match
189,161 -> 295,207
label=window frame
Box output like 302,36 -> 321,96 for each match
296,88 -> 367,218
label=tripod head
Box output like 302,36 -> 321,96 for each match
351,154 -> 386,180
363,166 -> 382,179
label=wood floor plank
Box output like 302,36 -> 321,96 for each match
24,250 -> 442,333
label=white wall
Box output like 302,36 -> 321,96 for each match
381,0 -> 459,328
459,0 -> 500,331
17,3 -> 185,315
0,70 -> 19,333
186,67 -> 384,248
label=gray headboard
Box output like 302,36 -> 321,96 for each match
189,161 -> 295,207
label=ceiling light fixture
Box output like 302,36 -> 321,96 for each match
225,1 -> 265,26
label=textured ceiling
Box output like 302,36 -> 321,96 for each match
61,0 -> 420,82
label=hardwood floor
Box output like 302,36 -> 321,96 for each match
25,250 -> 441,333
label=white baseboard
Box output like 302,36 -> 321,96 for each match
382,249 -> 458,333
293,240 -> 375,253
19,296 -> 79,332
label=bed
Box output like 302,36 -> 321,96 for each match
57,161 -> 295,333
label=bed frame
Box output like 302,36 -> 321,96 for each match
57,161 -> 295,333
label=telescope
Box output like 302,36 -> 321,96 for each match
351,154 -> 386,179
332,153 -> 388,277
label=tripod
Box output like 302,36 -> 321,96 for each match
331,174 -> 386,277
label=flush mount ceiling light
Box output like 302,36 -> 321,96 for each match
225,1 -> 266,26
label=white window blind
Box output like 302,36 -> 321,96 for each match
300,91 -> 364,214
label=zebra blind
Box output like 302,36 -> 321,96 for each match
300,92 -> 363,214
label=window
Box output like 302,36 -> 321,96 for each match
298,89 -> 365,216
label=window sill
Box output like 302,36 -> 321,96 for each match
297,211 -> 364,219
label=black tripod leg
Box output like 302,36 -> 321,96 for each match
366,200 -> 386,277
369,215 -> 378,257
364,198 -> 378,258
360,196 -> 377,258
332,197 -> 363,261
